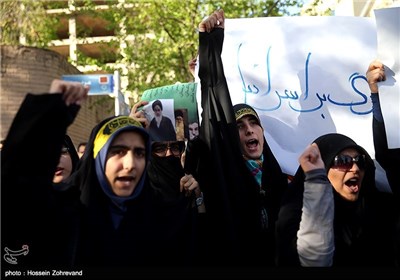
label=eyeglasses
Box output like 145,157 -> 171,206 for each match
332,154 -> 366,171
152,141 -> 184,157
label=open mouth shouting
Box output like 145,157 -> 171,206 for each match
344,177 -> 360,193
246,138 -> 259,152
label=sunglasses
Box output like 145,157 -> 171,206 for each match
152,141 -> 185,157
332,154 -> 366,171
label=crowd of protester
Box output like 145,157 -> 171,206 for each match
2,8 -> 399,279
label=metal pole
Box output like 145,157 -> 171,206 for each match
114,70 -> 120,116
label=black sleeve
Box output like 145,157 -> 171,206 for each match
275,182 -> 303,266
373,116 -> 400,198
1,93 -> 80,266
196,28 -> 271,265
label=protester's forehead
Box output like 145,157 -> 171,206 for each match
237,114 -> 258,122
112,130 -> 146,143
152,140 -> 184,146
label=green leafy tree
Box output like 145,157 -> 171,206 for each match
105,0 -> 305,99
1,0 -> 306,101
0,0 -> 59,47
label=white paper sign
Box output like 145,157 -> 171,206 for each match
219,16 -> 378,175
375,7 -> 400,149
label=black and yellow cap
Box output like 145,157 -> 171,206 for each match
233,103 -> 261,126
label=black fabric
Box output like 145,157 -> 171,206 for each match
1,98 -> 180,271
192,27 -> 288,267
64,134 -> 79,172
147,155 -> 198,265
2,93 -> 80,268
51,134 -> 80,192
373,116 -> 400,266
276,133 -> 397,267
147,155 -> 185,204
373,117 -> 400,199
66,116 -> 163,267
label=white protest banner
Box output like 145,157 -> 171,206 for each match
375,7 -> 400,149
218,16 -> 377,175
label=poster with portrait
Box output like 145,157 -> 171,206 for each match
141,82 -> 199,142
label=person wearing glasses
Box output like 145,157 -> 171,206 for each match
130,100 -> 204,211
276,133 -> 397,267
130,100 -> 205,265
148,140 -> 204,212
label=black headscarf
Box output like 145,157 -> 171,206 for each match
52,134 -> 80,192
193,27 -> 288,266
70,116 -> 151,214
292,133 -> 375,198
65,116 -> 168,267
277,133 -> 396,266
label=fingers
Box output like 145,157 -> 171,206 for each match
298,143 -> 324,173
130,100 -> 149,116
198,9 -> 225,33
49,79 -> 89,106
366,60 -> 384,73
188,58 -> 197,67
129,100 -> 149,127
366,60 -> 386,93
188,58 -> 197,76
180,174 -> 200,196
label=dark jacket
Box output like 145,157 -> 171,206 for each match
372,94 -> 400,267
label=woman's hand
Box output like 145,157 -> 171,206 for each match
49,79 -> 89,106
198,9 -> 225,33
180,174 -> 200,197
129,100 -> 149,128
299,143 -> 325,173
366,60 -> 386,94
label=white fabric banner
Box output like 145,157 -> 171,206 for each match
196,13 -> 400,174
375,7 -> 400,149
217,16 -> 378,175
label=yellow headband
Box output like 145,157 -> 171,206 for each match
93,116 -> 143,158
235,107 -> 260,123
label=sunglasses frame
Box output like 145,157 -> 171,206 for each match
332,154 -> 366,171
151,141 -> 185,157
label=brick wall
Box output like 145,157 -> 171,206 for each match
0,45 -> 114,148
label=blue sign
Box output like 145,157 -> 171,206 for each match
62,74 -> 114,95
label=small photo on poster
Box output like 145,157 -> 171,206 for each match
141,82 -> 199,142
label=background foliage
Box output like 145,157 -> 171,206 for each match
1,0 -> 313,99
